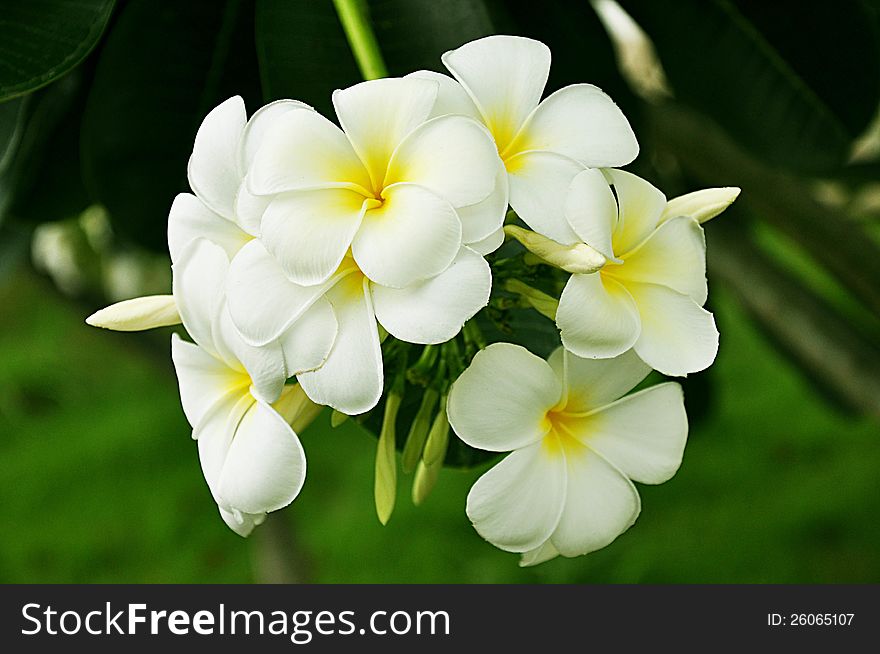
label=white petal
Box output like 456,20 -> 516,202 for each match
214,304 -> 286,404
172,238 -> 229,356
628,282 -> 719,376
247,108 -> 371,195
171,334 -> 248,428
217,400 -> 307,514
549,442 -> 640,557
219,506 -> 265,537
513,84 -> 638,168
613,215 -> 707,305
557,273 -> 641,360
661,187 -> 741,225
519,541 -> 560,567
297,274 -> 383,415
443,35 -> 550,153
564,168 -> 619,261
467,226 -> 505,255
86,295 -> 180,332
456,162 -> 509,244
261,188 -> 367,286
581,383 -> 688,484
385,115 -> 500,208
226,239 -> 334,346
405,70 -> 482,121
187,96 -> 246,219
607,169 -> 667,254
278,297 -> 338,375
547,347 -> 651,414
238,99 -> 313,173
197,391 -> 254,498
352,183 -> 461,288
232,185 -> 270,237
333,77 -> 438,189
372,246 -> 490,344
447,343 -> 560,452
506,150 -> 583,244
466,441 -> 566,553
167,193 -> 250,263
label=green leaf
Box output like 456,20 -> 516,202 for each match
81,0 -> 262,251
0,97 -> 28,220
1,65 -> 95,226
255,0 -> 362,116
0,0 -> 115,102
7,73 -> 94,225
366,0 -> 495,74
0,97 -> 27,176
621,0 -> 880,172
489,0 -> 638,115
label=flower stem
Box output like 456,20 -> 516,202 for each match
332,0 -> 389,80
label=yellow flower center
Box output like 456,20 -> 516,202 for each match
541,407 -> 588,457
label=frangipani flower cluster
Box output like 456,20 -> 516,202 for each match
86,35 -> 739,566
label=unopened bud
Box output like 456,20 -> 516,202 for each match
505,279 -> 559,321
401,388 -> 438,473
374,392 -> 401,525
661,187 -> 741,225
504,225 -> 605,274
86,295 -> 180,331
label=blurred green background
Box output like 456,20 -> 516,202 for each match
1,0 -> 879,582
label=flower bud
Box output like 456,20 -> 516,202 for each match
661,187 -> 741,224
504,225 -> 605,274
86,295 -> 180,331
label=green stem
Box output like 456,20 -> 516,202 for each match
332,0 -> 389,80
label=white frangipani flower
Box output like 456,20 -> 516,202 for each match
88,96 -> 338,391
244,77 -> 502,288
556,169 -> 722,376
410,35 -> 638,245
227,242 -> 491,415
170,95 -> 311,259
171,237 -> 312,536
447,343 -> 688,565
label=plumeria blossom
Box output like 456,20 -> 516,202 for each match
85,31 -> 738,556
244,76 -> 502,287
447,343 -> 688,565
171,238 -> 312,536
555,169 -> 732,376
89,96 -> 338,397
228,240 -> 491,415
407,35 -> 638,245
227,77 -> 500,414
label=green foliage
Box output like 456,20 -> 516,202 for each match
490,0 -> 637,114
255,0 -> 361,115
81,0 -> 262,251
0,0 -> 114,102
367,0 -> 495,75
3,268 -> 878,582
621,0 -> 880,172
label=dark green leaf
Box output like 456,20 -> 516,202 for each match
0,97 -> 27,176
0,0 -> 115,102
255,0 -> 362,116
621,0 -> 880,172
367,0 -> 495,75
1,66 -> 95,225
81,0 -> 262,251
5,72 -> 93,225
489,0 -> 638,118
